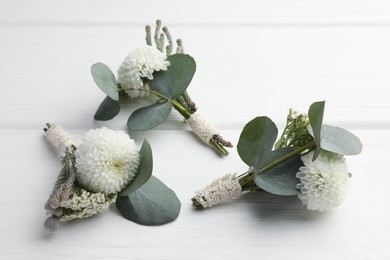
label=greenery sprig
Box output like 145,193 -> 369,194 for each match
91,20 -> 232,156
192,101 -> 362,211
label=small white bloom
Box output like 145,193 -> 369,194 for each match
296,151 -> 349,212
59,189 -> 117,221
290,109 -> 301,119
289,109 -> 309,125
117,45 -> 170,98
75,128 -> 140,194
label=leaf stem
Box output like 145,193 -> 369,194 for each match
121,87 -> 192,118
121,87 -> 170,102
239,141 -> 316,187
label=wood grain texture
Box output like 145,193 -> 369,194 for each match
2,0 -> 390,25
1,27 -> 390,130
0,1 -> 389,259
0,130 -> 389,259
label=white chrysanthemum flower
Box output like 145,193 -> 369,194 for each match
117,45 -> 170,98
75,128 -> 140,194
296,151 -> 349,212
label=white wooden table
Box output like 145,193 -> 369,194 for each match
1,1 -> 390,259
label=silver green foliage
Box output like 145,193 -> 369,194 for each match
237,116 -> 278,172
91,62 -> 119,101
94,96 -> 120,121
254,148 -> 302,196
308,101 -> 325,160
127,101 -> 173,131
148,54 -> 196,100
120,140 -> 153,196
116,176 -> 181,226
308,124 -> 363,155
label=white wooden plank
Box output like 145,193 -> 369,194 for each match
0,129 -> 388,259
0,1 -> 388,259
0,27 -> 389,130
2,0 -> 390,26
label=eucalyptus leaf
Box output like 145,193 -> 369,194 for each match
254,148 -> 303,196
91,62 -> 119,101
127,101 -> 173,131
149,54 -> 196,99
119,140 -> 153,197
308,101 -> 325,160
237,116 -> 278,171
116,176 -> 181,226
308,124 -> 363,155
94,96 -> 121,121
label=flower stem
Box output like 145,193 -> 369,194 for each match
121,87 -> 192,117
171,99 -> 191,119
121,87 -> 170,102
209,139 -> 229,156
120,87 -> 229,156
239,141 -> 316,187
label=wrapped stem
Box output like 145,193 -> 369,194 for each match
186,112 -> 219,145
172,101 -> 232,156
192,174 -> 242,209
44,123 -> 77,155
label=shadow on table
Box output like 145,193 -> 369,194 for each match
237,190 -> 327,223
38,212 -> 109,240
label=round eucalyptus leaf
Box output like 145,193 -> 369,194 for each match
254,148 -> 302,196
308,101 -> 325,160
127,101 -> 172,131
237,116 -> 278,171
91,62 -> 119,101
116,176 -> 181,226
149,54 -> 196,99
308,124 -> 362,155
119,140 -> 153,197
94,96 -> 121,121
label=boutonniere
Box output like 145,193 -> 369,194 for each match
91,20 -> 232,156
43,124 -> 180,231
192,101 -> 362,212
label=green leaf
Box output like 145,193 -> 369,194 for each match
308,101 -> 325,160
149,54 -> 196,99
308,124 -> 363,155
119,140 -> 153,197
254,148 -> 303,196
127,101 -> 172,131
91,62 -> 119,101
94,96 -> 121,121
237,116 -> 278,171
116,176 -> 181,226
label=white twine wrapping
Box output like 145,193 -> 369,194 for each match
193,174 -> 242,208
45,124 -> 77,155
186,112 -> 219,144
